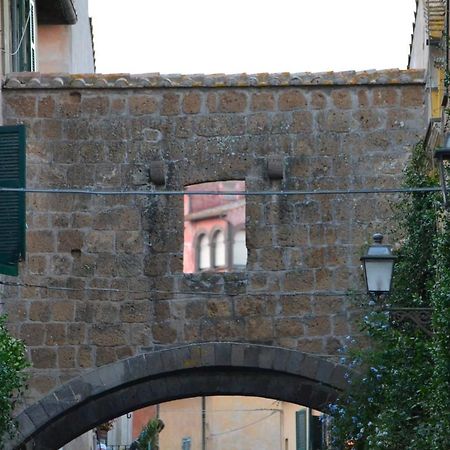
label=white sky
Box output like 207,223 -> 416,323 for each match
89,0 -> 418,75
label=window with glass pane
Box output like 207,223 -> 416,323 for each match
213,230 -> 226,267
198,234 -> 210,270
232,230 -> 247,267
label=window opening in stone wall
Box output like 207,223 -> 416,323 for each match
183,180 -> 246,273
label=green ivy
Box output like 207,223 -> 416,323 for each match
329,142 -> 450,449
0,314 -> 28,445
135,418 -> 165,450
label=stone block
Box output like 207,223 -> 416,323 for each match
96,347 -> 116,366
400,85 -> 424,107
310,91 -> 327,109
4,95 -> 36,117
234,296 -> 266,316
38,96 -> 56,117
77,345 -> 93,368
206,299 -> 232,318
120,301 -> 150,322
46,323 -> 67,345
247,113 -> 270,134
152,322 -> 177,343
58,346 -> 76,368
183,92 -> 201,114
31,347 -> 57,369
129,95 -> 158,115
317,110 -> 353,132
27,230 -> 55,253
52,301 -> 75,321
304,316 -> 331,336
85,230 -> 114,253
331,89 -> 353,109
24,402 -> 50,428
67,323 -> 86,345
279,296 -> 312,315
90,324 -> 127,346
161,93 -> 180,115
41,119 -> 62,139
29,302 -> 51,321
275,318 -> 304,337
251,92 -> 275,111
20,323 -> 45,345
245,317 -> 273,340
94,303 -> 119,324
82,96 -> 110,115
372,87 -> 399,106
279,90 -> 307,110
284,270 -> 314,291
219,91 -> 247,112
290,111 -> 313,132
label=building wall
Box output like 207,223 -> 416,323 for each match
157,396 -> 310,450
38,0 -> 95,73
409,0 -> 428,70
159,397 -> 203,450
0,70 -> 426,412
38,25 -> 72,72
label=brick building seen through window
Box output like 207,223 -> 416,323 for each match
183,181 -> 247,273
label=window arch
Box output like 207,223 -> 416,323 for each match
232,229 -> 247,268
197,234 -> 210,270
212,229 -> 226,268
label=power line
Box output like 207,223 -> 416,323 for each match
0,186 -> 442,196
209,410 -> 279,437
0,280 -> 365,298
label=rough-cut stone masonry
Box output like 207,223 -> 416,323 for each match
0,70 -> 426,415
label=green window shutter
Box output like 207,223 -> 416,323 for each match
296,410 -> 307,450
0,125 -> 26,276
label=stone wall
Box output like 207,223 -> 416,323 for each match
0,70 -> 426,409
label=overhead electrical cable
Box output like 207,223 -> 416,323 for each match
0,186 -> 441,196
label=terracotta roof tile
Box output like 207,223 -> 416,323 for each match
3,69 -> 425,89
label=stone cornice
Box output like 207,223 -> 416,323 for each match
2,69 -> 425,90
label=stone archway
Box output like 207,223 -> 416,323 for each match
12,342 -> 349,450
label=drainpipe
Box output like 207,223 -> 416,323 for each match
202,396 -> 206,450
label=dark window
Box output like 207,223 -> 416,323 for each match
0,125 -> 26,276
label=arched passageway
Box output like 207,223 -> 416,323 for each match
12,342 -> 349,450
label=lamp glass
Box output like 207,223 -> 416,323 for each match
364,259 -> 394,294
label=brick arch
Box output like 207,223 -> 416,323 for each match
12,342 -> 349,450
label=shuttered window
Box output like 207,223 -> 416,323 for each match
0,125 -> 26,276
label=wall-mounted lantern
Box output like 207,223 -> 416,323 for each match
360,233 -> 396,300
360,233 -> 433,336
